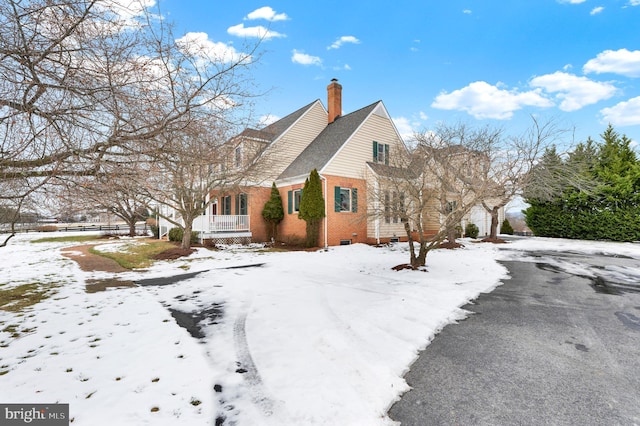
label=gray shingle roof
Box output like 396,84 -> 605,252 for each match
278,101 -> 381,180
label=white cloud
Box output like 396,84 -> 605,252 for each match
259,114 -> 280,126
463,9 -> 472,14
431,81 -> 553,120
590,6 -> 605,14
327,36 -> 361,50
392,116 -> 421,141
629,0 -> 640,6
227,23 -> 285,40
291,50 -> 322,66
245,6 -> 288,21
557,0 -> 586,3
332,64 -> 352,71
583,48 -> 640,77
175,32 -> 245,63
600,96 -> 640,126
529,71 -> 617,111
93,0 -> 158,30
419,111 -> 428,120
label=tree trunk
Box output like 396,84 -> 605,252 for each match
489,206 -> 500,239
127,220 -> 137,237
306,220 -> 319,247
404,221 -> 421,268
181,223 -> 193,250
414,242 -> 428,268
446,226 -> 457,244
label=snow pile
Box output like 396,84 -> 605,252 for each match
1,233 -> 510,425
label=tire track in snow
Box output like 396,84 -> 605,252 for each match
233,310 -> 278,417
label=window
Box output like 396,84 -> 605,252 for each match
236,193 -> 248,215
287,189 -> 302,214
445,201 -> 457,214
221,195 -> 232,215
373,141 -> 390,165
235,146 -> 243,168
334,186 -> 358,212
384,191 -> 405,223
392,192 -> 399,223
384,191 -> 391,224
340,188 -> 351,212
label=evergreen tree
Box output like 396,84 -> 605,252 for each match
261,182 -> 284,242
500,219 -> 514,235
524,125 -> 640,241
298,169 -> 325,247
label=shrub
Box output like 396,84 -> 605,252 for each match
500,219 -> 514,235
465,223 -> 479,239
150,225 -> 160,239
168,227 -> 198,244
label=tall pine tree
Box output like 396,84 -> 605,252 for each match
261,182 -> 284,242
298,169 -> 325,247
524,125 -> 640,241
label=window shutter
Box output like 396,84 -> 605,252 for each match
235,195 -> 239,215
373,141 -> 378,162
351,188 -> 358,213
385,144 -> 390,165
334,186 -> 341,212
287,190 -> 293,214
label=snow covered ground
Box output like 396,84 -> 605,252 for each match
1,233 -> 639,425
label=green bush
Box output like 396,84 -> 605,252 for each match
500,219 -> 514,235
168,227 -> 198,244
465,223 -> 479,239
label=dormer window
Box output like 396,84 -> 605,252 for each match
235,145 -> 243,168
373,141 -> 389,165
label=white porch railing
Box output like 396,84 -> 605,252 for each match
209,215 -> 250,233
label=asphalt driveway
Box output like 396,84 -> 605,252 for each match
388,251 -> 640,425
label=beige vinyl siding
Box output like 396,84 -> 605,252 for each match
367,218 -> 407,239
322,113 -> 404,178
262,101 -> 327,181
423,197 -> 441,231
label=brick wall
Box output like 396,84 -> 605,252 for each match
247,186 -> 271,242
277,175 -> 368,247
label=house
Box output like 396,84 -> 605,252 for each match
159,79 -> 503,246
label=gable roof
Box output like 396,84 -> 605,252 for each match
259,100 -> 322,143
277,101 -> 381,180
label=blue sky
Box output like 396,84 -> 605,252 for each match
159,0 -> 640,148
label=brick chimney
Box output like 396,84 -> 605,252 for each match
327,78 -> 342,124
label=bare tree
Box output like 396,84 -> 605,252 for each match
476,117 -> 565,240
57,163 -> 149,237
369,123 -> 499,268
140,114 -> 273,250
0,0 -> 259,245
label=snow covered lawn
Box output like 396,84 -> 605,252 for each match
2,233 -> 638,425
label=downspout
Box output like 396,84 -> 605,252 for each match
320,174 -> 328,249
374,179 -> 380,245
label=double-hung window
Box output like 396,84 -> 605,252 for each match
236,193 -> 248,215
235,145 -> 243,168
334,186 -> 358,213
221,195 -> 232,215
287,189 -> 302,214
373,141 -> 390,165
